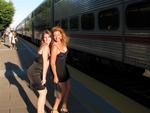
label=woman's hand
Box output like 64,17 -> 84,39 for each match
41,78 -> 46,85
53,77 -> 59,84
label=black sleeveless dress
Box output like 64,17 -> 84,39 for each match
56,51 -> 70,82
27,54 -> 45,90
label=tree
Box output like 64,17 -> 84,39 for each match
0,0 -> 15,31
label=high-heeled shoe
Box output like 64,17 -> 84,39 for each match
51,109 -> 59,113
60,108 -> 69,113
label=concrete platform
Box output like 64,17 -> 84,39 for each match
0,38 -> 90,113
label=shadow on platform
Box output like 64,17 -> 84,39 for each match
4,62 -> 36,113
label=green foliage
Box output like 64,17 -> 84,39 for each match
0,0 -> 15,31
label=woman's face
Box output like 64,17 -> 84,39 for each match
53,31 -> 62,42
44,33 -> 51,44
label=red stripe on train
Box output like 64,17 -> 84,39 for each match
69,34 -> 150,44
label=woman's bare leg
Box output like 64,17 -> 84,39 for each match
37,88 -> 47,113
61,80 -> 71,112
52,83 -> 65,113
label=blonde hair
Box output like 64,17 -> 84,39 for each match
51,26 -> 69,46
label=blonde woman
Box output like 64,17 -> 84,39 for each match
50,26 -> 71,113
27,30 -> 52,113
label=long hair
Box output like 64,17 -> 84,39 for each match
51,26 -> 69,46
39,30 -> 53,51
41,30 -> 51,43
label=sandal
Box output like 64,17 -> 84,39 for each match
51,109 -> 59,113
60,108 -> 69,113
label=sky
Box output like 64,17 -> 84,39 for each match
9,0 -> 44,28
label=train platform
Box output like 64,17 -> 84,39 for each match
0,38 -> 90,113
0,37 -> 150,113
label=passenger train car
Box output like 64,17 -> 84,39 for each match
16,0 -> 150,74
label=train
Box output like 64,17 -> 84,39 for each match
16,0 -> 150,77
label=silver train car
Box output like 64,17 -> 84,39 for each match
16,0 -> 150,72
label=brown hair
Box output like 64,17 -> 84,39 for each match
40,30 -> 53,50
51,26 -> 69,46
41,30 -> 52,42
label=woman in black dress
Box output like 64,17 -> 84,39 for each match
50,26 -> 71,113
27,30 -> 52,113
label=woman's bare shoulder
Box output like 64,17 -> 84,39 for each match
39,44 -> 49,51
52,43 -> 59,49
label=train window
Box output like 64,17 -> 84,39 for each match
126,2 -> 150,30
61,19 -> 68,29
55,0 -> 61,3
70,16 -> 79,30
98,8 -> 119,30
81,13 -> 95,30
